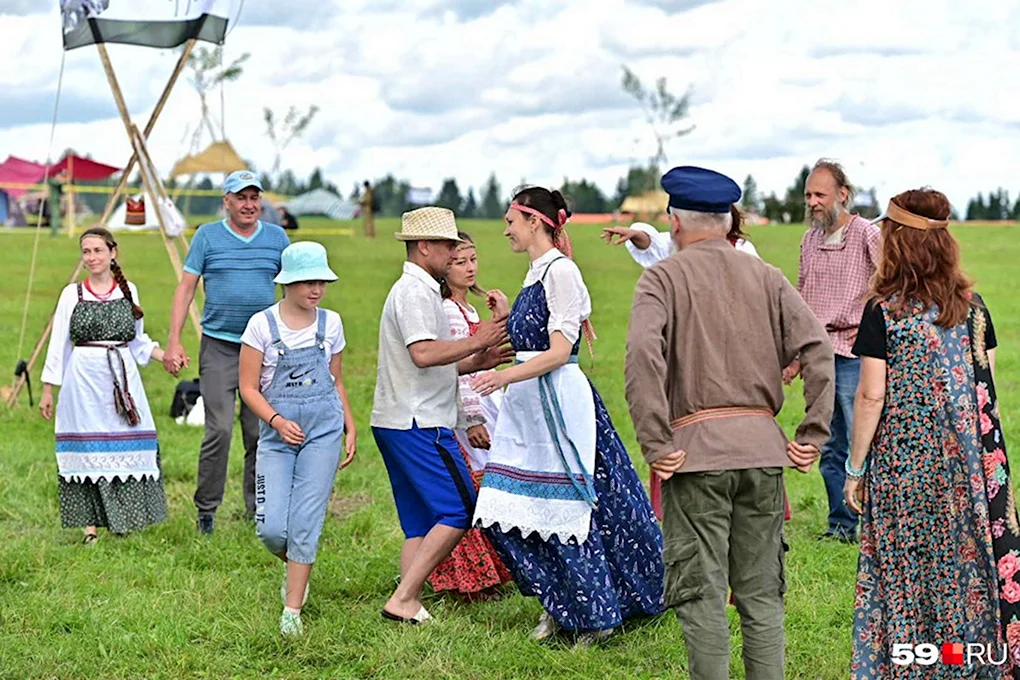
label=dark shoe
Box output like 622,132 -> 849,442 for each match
196,513 -> 215,535
381,606 -> 432,625
817,530 -> 857,544
82,532 -> 98,545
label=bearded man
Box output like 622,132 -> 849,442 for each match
783,159 -> 880,544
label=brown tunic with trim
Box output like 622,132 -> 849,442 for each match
624,238 -> 836,473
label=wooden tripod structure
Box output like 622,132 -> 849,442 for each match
6,40 -> 204,408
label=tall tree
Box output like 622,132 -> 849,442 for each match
784,165 -> 810,223
435,178 -> 464,213
612,164 -> 660,208
966,193 -> 986,221
480,173 -> 503,219
621,65 -> 694,166
560,178 -> 608,214
180,45 -> 250,150
741,174 -> 760,212
461,188 -> 478,218
307,168 -> 325,192
264,105 -> 320,179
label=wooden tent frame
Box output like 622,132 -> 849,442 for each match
6,40 -> 204,408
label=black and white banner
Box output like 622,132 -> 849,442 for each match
60,0 -> 237,51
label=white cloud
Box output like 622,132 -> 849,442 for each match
0,0 -> 1017,212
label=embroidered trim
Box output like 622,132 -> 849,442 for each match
671,406 -> 774,430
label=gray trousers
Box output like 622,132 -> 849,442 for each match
194,335 -> 259,516
662,467 -> 787,680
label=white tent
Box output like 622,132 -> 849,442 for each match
283,188 -> 358,220
106,192 -> 186,236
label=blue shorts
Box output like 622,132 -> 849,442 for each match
373,422 -> 477,538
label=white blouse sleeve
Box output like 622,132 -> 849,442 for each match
444,300 -> 485,426
41,285 -> 77,386
544,259 -> 591,346
735,238 -> 760,259
127,282 -> 159,367
625,223 -> 674,269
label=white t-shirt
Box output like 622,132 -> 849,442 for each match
240,303 -> 346,392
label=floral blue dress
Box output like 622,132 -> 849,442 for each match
479,258 -> 665,633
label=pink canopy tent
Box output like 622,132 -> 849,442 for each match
0,156 -> 48,197
0,154 -> 121,197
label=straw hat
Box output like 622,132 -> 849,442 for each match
394,206 -> 465,242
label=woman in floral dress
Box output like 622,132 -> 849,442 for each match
427,231 -> 513,599
39,227 -> 167,543
844,188 -> 1020,678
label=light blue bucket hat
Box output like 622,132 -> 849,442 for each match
274,241 -> 339,284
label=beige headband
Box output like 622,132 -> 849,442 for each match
885,201 -> 949,230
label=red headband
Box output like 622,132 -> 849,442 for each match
510,202 -> 567,231
509,202 -> 597,357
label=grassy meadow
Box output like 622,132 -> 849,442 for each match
0,217 -> 1018,679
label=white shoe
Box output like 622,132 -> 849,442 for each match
280,608 -> 303,637
532,611 -> 559,640
281,566 -> 309,606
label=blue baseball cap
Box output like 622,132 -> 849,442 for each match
274,241 -> 338,285
661,166 -> 741,213
223,169 -> 263,195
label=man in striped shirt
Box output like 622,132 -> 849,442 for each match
165,170 -> 290,534
784,159 -> 880,544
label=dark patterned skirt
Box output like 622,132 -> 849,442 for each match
57,453 -> 167,535
483,384 -> 666,632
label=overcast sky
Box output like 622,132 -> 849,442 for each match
1,0 -> 1018,211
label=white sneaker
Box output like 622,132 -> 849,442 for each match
280,609 -> 303,637
281,566 -> 309,606
532,611 -> 559,640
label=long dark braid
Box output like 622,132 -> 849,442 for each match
79,227 -> 144,319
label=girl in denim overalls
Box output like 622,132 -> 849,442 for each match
239,241 -> 357,636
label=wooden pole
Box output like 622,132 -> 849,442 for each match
97,39 -> 196,228
6,42 -> 198,409
66,154 -> 76,238
129,125 -> 203,340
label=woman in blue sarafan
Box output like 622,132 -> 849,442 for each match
472,185 -> 665,645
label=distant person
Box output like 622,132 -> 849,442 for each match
278,207 -> 299,231
163,169 -> 290,535
786,159 -> 880,544
360,180 -> 376,239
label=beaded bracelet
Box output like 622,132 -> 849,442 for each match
845,457 -> 867,479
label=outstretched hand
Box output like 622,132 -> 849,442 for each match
600,226 -> 651,250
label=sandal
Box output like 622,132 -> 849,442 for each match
82,533 -> 98,545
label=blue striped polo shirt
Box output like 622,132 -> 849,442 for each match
183,220 -> 290,344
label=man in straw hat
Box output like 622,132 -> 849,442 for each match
625,166 -> 835,679
371,206 -> 512,624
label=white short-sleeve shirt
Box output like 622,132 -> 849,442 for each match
371,261 -> 459,430
240,303 -> 346,392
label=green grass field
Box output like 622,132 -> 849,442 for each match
0,218 -> 1018,679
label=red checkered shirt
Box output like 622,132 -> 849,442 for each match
797,214 -> 881,358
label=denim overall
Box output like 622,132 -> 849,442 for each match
254,308 -> 343,564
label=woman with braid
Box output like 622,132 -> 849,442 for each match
39,227 -> 167,543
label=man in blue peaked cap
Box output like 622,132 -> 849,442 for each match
625,166 -> 835,680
